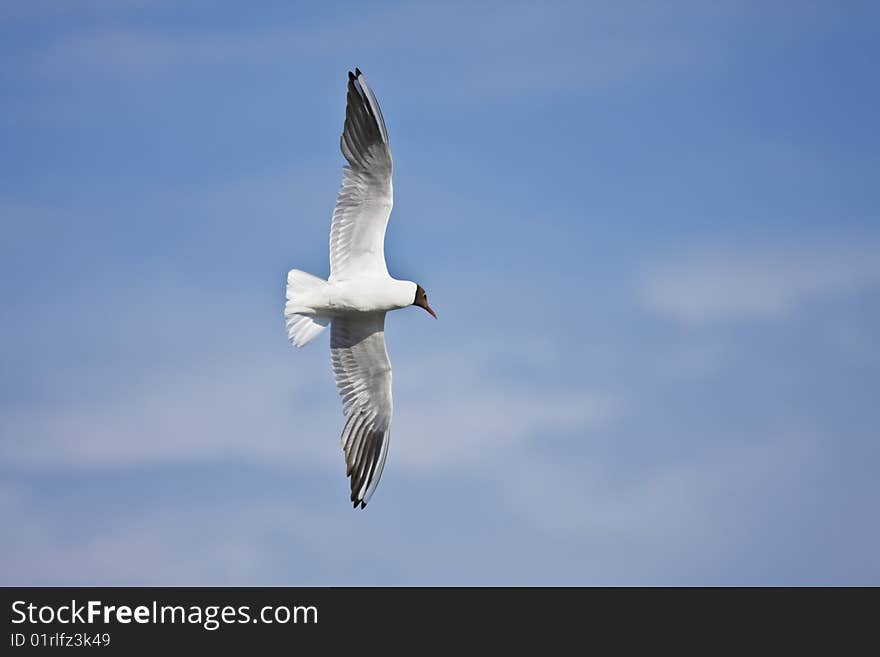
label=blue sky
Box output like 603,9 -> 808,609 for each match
2,1 -> 879,584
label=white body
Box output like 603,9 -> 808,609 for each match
287,275 -> 416,316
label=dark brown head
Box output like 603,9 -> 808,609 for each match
413,284 -> 437,318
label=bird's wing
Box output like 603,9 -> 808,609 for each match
330,312 -> 393,508
329,69 -> 393,281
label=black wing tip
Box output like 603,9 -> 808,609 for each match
347,68 -> 363,81
355,67 -> 362,77
348,70 -> 355,81
349,480 -> 367,508
350,482 -> 368,508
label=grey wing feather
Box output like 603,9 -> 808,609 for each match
330,312 -> 393,508
329,70 -> 393,280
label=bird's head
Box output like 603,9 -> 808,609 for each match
412,284 -> 437,318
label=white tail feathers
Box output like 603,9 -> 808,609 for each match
285,269 -> 330,347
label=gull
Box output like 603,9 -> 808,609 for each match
284,69 -> 436,509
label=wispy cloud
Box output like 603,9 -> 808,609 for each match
393,350 -> 619,470
0,352 -> 340,471
499,430 -> 816,541
641,237 -> 880,323
0,425 -> 826,585
0,279 -> 621,476
0,346 -> 619,475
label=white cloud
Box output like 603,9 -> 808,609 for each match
484,429 -> 823,585
641,238 -> 880,323
0,307 -> 621,477
0,424 -> 825,585
394,358 -> 619,470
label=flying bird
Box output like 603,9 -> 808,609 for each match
284,69 -> 436,509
